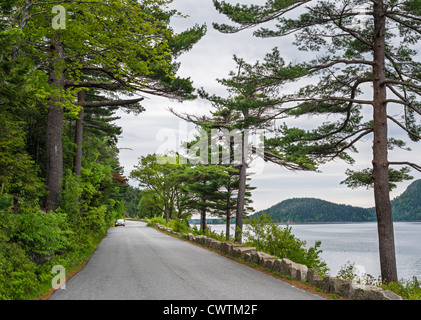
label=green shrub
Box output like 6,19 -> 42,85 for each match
59,170 -> 83,224
190,224 -> 229,242
0,241 -> 39,299
337,262 -> 421,300
0,194 -> 12,211
7,209 -> 71,265
243,214 -> 328,276
149,216 -> 166,225
336,261 -> 378,285
167,218 -> 190,233
383,277 -> 421,300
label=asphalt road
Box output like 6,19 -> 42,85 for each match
49,221 -> 324,300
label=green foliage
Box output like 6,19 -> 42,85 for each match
173,165 -> 231,216
130,153 -> 183,221
137,190 -> 162,219
148,216 -> 166,225
148,216 -> 191,234
243,214 -> 328,276
0,240 -> 39,300
336,262 -> 362,283
168,23 -> 207,58
123,185 -> 142,218
0,194 -> 12,212
131,153 -> 241,226
59,170 -> 83,224
341,167 -> 414,191
166,218 -> 191,234
0,194 -> 39,299
0,109 -> 46,203
383,277 -> 421,300
337,262 -> 421,300
336,262 -> 378,286
188,223 -> 229,242
7,210 -> 70,264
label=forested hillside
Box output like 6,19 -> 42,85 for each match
253,198 -> 376,223
254,179 -> 421,223
391,180 -> 421,221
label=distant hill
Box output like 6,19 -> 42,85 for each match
253,179 -> 421,223
391,179 -> 421,221
253,198 -> 376,223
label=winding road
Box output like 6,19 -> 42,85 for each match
49,221 -> 324,300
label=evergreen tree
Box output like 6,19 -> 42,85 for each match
173,56 -> 316,242
212,0 -> 421,283
214,165 -> 254,241
5,0 -> 205,210
173,164 -> 230,231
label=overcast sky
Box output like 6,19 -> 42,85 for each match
115,0 -> 421,213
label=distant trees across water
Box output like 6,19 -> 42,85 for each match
253,180 -> 421,223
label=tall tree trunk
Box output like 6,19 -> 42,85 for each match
73,90 -> 85,177
164,202 -> 169,223
44,37 -> 64,212
200,208 -> 207,232
372,1 -> 398,284
235,131 -> 247,243
225,208 -> 231,241
169,204 -> 173,221
200,196 -> 206,232
226,137 -> 234,241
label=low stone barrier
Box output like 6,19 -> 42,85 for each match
149,222 -> 402,300
232,246 -> 256,260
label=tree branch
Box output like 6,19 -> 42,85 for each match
387,115 -> 421,140
75,97 -> 144,108
64,80 -> 126,90
389,161 -> 421,172
281,96 -> 373,106
382,79 -> 421,91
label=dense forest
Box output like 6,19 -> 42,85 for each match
0,0 -> 205,299
253,179 -> 421,223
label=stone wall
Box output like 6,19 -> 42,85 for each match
150,222 -> 402,300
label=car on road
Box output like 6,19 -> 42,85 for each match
115,219 -> 125,227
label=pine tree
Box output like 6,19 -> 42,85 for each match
173,164 -> 230,231
212,0 -> 421,283
6,0 -> 205,210
172,55 -> 316,242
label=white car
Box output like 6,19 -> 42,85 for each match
115,219 -> 125,227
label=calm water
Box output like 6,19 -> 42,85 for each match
208,222 -> 421,281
